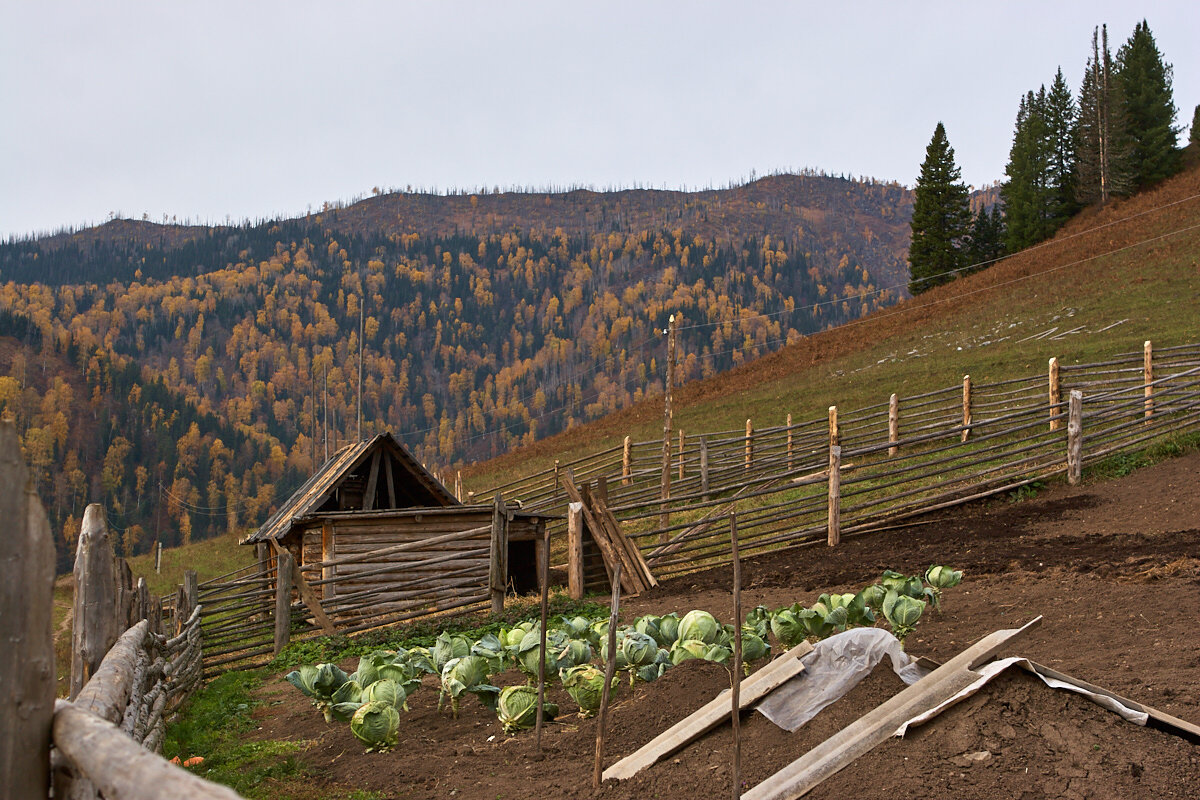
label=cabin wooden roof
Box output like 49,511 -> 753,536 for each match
241,433 -> 458,544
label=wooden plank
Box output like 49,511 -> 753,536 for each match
593,494 -> 658,589
743,617 -> 1042,800
827,445 -> 841,547
362,450 -> 381,511
0,419 -> 55,799
604,640 -> 814,781
590,503 -> 648,594
383,452 -> 397,508
562,470 -> 638,595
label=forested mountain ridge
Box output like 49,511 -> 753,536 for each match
0,173 -> 917,570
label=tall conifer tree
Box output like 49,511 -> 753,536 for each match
1002,89 -> 1054,252
1190,104 -> 1200,147
1045,68 -> 1078,219
909,122 -> 971,295
1115,20 -> 1180,186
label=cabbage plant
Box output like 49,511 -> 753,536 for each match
516,628 -> 572,677
561,664 -> 617,717
882,590 -> 925,644
329,679 -> 365,722
495,685 -> 559,733
769,607 -> 808,648
432,632 -> 471,672
363,677 -> 409,712
439,655 -> 500,718
923,565 -> 963,609
350,701 -> 400,752
744,605 -> 772,640
285,663 -> 351,722
670,639 -> 730,665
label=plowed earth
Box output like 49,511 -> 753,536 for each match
246,450 -> 1200,799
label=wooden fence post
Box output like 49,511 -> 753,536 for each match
184,570 -> 199,620
553,460 -> 561,505
115,557 -> 134,628
490,494 -> 509,613
567,502 -> 585,600
700,435 -> 710,501
1049,357 -> 1061,432
888,393 -> 899,456
273,550 -> 293,655
70,504 -> 122,700
827,445 -> 841,547
0,419 -> 55,799
786,413 -> 794,471
1144,340 -> 1154,423
828,406 -> 838,448
678,429 -> 685,481
454,470 -> 463,502
622,436 -> 632,486
744,419 -> 753,471
961,375 -> 972,442
154,540 -> 162,574
1067,390 -> 1083,486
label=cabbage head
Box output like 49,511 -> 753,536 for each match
656,613 -> 681,646
560,615 -> 593,640
678,610 -> 721,644
588,619 -> 609,649
501,621 -> 535,651
880,569 -> 924,599
860,584 -> 887,613
496,685 -> 559,733
516,628 -> 571,676
404,646 -> 437,675
351,653 -> 383,688
620,631 -> 659,668
561,664 -> 616,717
350,701 -> 400,752
769,609 -> 807,648
363,678 -> 408,712
472,633 -> 507,672
670,639 -> 710,665
636,661 -> 670,683
882,590 -> 925,644
925,565 -> 962,589
740,631 -> 770,664
432,632 -> 471,672
557,638 -> 593,668
633,614 -> 662,645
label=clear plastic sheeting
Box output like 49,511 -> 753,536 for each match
755,628 -> 930,732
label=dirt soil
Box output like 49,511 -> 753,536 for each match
245,450 -> 1200,799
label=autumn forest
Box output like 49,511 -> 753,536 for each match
1,173 -> 916,571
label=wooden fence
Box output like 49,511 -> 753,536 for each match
474,340 -> 1200,578
1,419 -> 239,799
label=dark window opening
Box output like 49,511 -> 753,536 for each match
507,540 -> 538,596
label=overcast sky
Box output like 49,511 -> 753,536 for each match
3,1 -> 1197,239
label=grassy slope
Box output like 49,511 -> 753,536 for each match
460,159 -> 1200,489
129,159 -> 1200,591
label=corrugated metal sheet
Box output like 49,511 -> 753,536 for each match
240,433 -> 458,544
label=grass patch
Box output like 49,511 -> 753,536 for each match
271,592 -> 609,669
1085,430 -> 1200,481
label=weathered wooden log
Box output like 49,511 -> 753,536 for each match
489,494 -> 509,613
116,558 -> 135,628
1144,340 -> 1154,423
567,502 -> 585,600
622,435 -> 632,485
0,419 -> 56,800
71,504 -> 123,700
888,393 -> 899,456
273,551 -> 293,655
961,374 -> 972,442
53,700 -> 246,799
1049,356 -> 1062,432
73,619 -> 149,725
827,445 -> 841,547
121,647 -> 150,734
744,418 -> 754,470
1067,389 -> 1083,485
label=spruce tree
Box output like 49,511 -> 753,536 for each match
1116,20 -> 1181,186
1191,104 -> 1200,146
1002,89 -> 1054,252
909,122 -> 972,295
1045,68 -> 1078,219
1075,25 -> 1133,204
967,205 -> 1006,268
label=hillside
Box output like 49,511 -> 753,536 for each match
462,158 -> 1200,486
0,173 -> 915,570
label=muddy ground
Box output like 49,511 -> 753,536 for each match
245,450 -> 1200,799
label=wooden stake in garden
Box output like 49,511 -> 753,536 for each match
888,394 -> 899,457
827,445 -> 841,547
661,315 -> 676,535
594,562 -> 622,790
535,523 -> 551,752
730,512 -> 743,800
